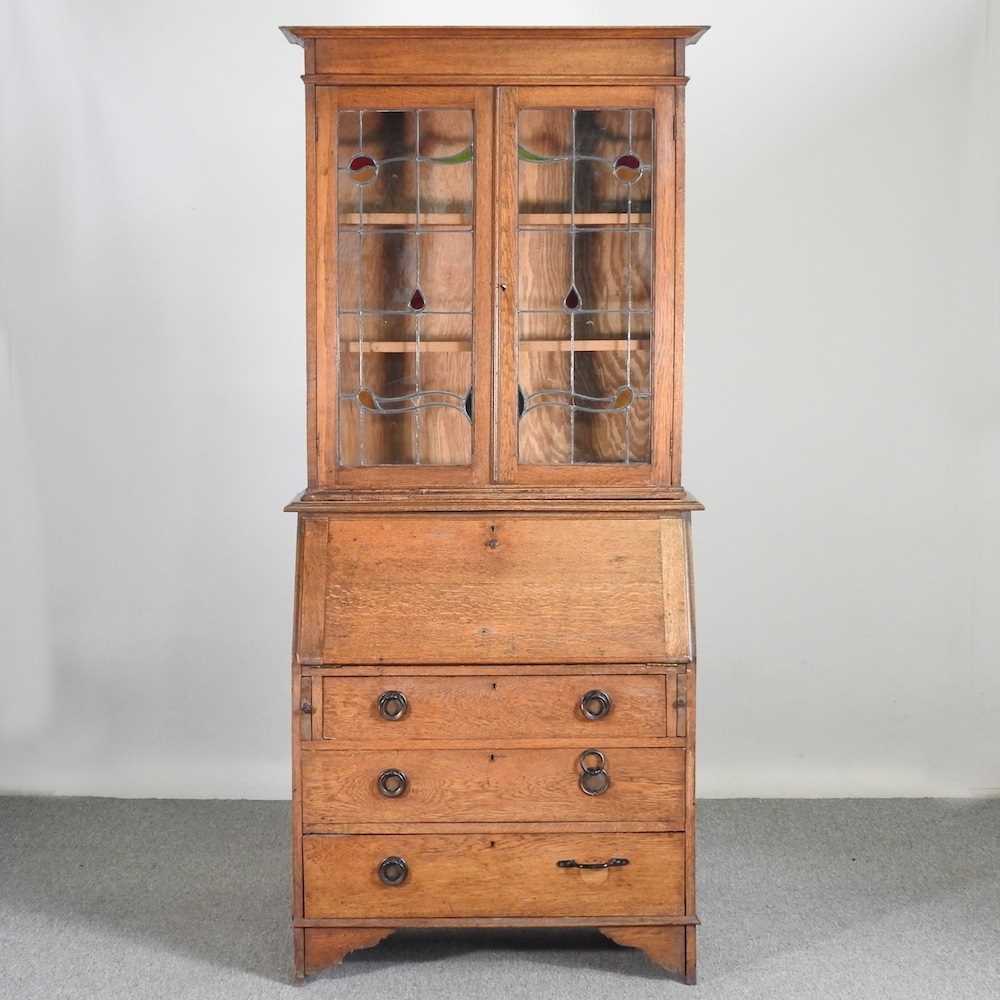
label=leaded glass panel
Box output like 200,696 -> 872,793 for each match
336,108 -> 474,467
516,107 -> 655,465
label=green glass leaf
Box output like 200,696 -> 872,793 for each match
517,144 -> 557,163
426,144 -> 474,165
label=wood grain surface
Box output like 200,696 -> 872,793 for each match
312,516 -> 691,663
599,925 -> 687,979
301,747 -> 685,827
303,832 -> 685,918
302,927 -> 394,973
318,672 -> 668,740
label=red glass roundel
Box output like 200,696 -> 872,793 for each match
612,153 -> 642,184
349,154 -> 378,185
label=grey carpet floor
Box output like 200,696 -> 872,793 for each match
0,799 -> 997,999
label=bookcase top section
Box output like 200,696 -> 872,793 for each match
281,26 -> 708,85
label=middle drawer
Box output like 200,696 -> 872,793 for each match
312,672 -> 670,741
302,747 -> 686,829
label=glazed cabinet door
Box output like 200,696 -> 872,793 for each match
312,86 -> 493,487
495,86 -> 679,486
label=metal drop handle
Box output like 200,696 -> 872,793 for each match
378,856 -> 409,885
579,769 -> 611,796
578,748 -> 611,796
377,768 -> 408,798
377,691 -> 408,721
557,857 -> 630,870
580,689 -> 613,720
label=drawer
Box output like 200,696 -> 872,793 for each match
302,747 -> 686,829
313,672 -> 669,740
297,515 -> 692,664
303,832 -> 685,918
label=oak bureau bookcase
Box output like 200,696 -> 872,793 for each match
280,25 -> 709,983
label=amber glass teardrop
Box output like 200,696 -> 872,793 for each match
612,385 -> 635,409
409,288 -> 426,311
564,285 -> 581,311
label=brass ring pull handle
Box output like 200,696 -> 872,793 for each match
557,857 -> 630,870
376,768 -> 408,798
579,768 -> 611,796
377,856 -> 409,885
377,691 -> 408,721
580,689 -> 613,720
578,748 -> 610,795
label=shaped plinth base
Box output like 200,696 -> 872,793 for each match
294,927 -> 394,979
598,924 -> 697,984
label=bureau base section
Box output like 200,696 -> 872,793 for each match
295,924 -> 696,983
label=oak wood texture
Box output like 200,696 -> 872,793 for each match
599,925 -> 688,980
315,672 -> 670,740
287,488 -> 704,513
301,747 -> 686,829
298,515 -> 691,664
303,832 -> 685,918
283,27 -> 708,87
302,927 -> 394,973
298,915 -> 697,928
283,26 -> 705,985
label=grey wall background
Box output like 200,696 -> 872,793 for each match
2,0 -> 998,798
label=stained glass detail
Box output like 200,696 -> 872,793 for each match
349,154 -> 378,184
428,145 -> 474,165
612,153 -> 642,184
356,386 -> 470,420
336,109 -> 475,467
522,384 -> 636,414
516,107 -> 655,465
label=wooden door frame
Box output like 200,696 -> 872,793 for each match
311,85 -> 494,489
494,85 -> 678,487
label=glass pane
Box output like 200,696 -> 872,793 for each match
516,106 -> 656,466
419,109 -> 473,225
336,108 -> 475,467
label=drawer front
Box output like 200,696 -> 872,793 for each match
302,747 -> 685,828
298,516 -> 692,664
303,832 -> 685,918
317,673 -> 668,740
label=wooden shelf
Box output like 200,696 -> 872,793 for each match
347,337 -> 650,355
519,212 -> 651,226
337,212 -> 650,228
339,213 -> 470,228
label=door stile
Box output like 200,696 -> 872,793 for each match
495,87 -> 519,483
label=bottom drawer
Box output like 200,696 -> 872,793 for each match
303,832 -> 685,919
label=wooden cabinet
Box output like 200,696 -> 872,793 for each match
282,25 -> 707,983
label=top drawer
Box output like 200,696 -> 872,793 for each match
297,515 -> 692,664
